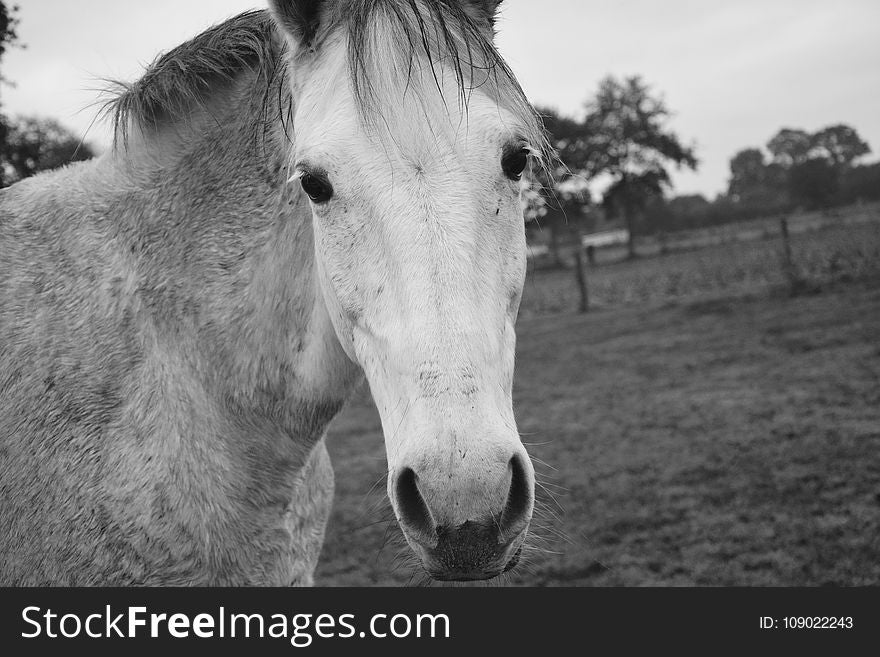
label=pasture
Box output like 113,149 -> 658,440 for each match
522,206 -> 880,316
317,213 -> 880,585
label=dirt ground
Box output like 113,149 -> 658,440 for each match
315,278 -> 880,586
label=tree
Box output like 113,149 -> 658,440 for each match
646,194 -> 712,233
766,124 -> 872,210
727,147 -> 788,211
601,167 -> 668,237
0,2 -> 19,66
810,124 -> 870,168
788,157 -> 839,209
584,76 -> 697,258
729,148 -> 768,201
767,128 -> 812,167
0,6 -> 93,186
1,116 -> 95,184
840,162 -> 880,204
1,2 -> 21,186
525,106 -> 593,267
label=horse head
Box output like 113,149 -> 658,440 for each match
268,0 -> 546,581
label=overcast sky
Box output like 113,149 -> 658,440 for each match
3,0 -> 879,198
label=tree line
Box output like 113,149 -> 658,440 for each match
2,0 -> 876,241
642,125 -> 876,236
528,76 -> 876,264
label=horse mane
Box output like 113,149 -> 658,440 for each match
105,2 -> 552,168
105,10 -> 285,146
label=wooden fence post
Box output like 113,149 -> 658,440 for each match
574,248 -> 589,313
780,217 -> 793,271
779,216 -> 806,294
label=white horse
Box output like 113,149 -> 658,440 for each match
0,0 -> 549,585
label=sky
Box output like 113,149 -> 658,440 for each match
2,0 -> 879,199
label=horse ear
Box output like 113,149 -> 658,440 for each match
268,0 -> 328,49
459,0 -> 504,28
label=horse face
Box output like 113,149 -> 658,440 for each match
271,0 -> 535,581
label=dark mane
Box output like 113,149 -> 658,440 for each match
106,10 -> 285,144
106,3 -> 552,167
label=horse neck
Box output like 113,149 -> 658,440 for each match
110,76 -> 359,435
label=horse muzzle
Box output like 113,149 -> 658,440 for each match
419,520 -> 528,582
390,451 -> 534,581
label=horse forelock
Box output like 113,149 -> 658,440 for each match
342,0 -> 553,170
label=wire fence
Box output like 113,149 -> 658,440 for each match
520,205 -> 880,318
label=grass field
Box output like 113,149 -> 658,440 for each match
520,216 -> 880,317
315,217 -> 880,586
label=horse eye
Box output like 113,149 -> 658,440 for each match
300,173 -> 334,203
502,147 -> 529,181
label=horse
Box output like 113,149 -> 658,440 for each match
0,0 -> 550,585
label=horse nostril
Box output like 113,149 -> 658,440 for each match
499,454 -> 532,541
394,467 -> 437,546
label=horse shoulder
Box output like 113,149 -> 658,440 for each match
0,161 -> 154,584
